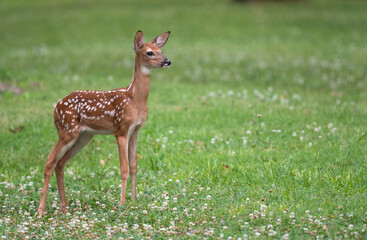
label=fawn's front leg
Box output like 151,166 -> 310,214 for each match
128,128 -> 140,200
116,135 -> 129,206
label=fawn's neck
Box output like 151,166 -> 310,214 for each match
129,56 -> 151,106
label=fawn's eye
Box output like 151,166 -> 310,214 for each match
147,51 -> 154,56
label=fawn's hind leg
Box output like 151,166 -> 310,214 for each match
54,132 -> 94,213
37,135 -> 77,216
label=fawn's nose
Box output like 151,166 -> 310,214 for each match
162,58 -> 171,68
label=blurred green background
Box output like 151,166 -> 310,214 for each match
1,0 -> 367,238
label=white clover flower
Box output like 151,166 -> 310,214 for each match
348,224 -> 354,230
269,230 -> 277,237
132,224 -> 139,230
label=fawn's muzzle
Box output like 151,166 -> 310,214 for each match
162,58 -> 171,68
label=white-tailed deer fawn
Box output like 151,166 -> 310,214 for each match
37,30 -> 171,215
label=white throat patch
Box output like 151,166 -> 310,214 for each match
141,66 -> 151,75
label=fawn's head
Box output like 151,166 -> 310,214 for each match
133,30 -> 171,70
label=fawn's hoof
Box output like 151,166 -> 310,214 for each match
37,209 -> 46,217
60,207 -> 69,214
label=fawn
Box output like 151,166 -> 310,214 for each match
37,30 -> 171,215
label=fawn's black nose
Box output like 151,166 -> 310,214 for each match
162,58 -> 171,68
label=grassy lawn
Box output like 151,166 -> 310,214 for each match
1,0 -> 367,238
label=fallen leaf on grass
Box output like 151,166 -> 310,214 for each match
9,126 -> 24,133
0,82 -> 24,95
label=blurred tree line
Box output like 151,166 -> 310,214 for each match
234,0 -> 305,2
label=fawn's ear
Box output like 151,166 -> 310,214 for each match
150,31 -> 170,48
133,30 -> 144,51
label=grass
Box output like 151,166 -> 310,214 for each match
1,0 -> 367,238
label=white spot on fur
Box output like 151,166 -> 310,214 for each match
109,110 -> 115,117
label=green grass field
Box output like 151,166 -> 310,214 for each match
1,0 -> 367,238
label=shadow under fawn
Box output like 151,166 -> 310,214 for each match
37,30 -> 171,216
